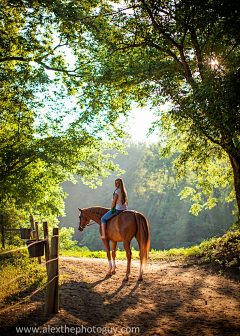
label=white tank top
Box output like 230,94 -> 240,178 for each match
115,189 -> 127,210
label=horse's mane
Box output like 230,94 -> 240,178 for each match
83,206 -> 109,215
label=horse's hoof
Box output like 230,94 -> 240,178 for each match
106,272 -> 112,276
138,276 -> 143,281
123,276 -> 129,281
112,270 -> 116,274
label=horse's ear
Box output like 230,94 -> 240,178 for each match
78,207 -> 82,211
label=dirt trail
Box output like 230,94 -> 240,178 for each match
1,257 -> 240,336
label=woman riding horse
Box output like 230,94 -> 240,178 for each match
78,179 -> 150,281
99,178 -> 128,239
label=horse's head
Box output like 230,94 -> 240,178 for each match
78,208 -> 91,232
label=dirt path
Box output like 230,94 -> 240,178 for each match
1,257 -> 240,336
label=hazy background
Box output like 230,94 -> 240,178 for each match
59,128 -> 235,251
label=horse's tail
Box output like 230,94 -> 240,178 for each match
135,212 -> 150,267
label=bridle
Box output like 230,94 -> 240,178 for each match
78,211 -> 99,231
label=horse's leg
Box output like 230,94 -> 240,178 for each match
102,239 -> 112,276
136,238 -> 143,281
138,261 -> 143,281
123,240 -> 131,281
111,241 -> 117,274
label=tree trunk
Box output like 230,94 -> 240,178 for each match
228,152 -> 240,214
206,208 -> 214,229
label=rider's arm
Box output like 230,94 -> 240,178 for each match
111,193 -> 118,208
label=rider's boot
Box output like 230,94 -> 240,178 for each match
99,223 -> 106,239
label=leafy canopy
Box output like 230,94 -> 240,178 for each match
60,0 -> 240,213
0,0 -> 129,223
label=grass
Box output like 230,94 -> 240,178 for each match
59,246 -> 140,259
60,229 -> 240,270
0,246 -> 47,309
151,229 -> 240,270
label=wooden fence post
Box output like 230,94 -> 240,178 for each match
1,223 -> 5,249
53,227 -> 59,314
30,215 -> 36,239
44,227 -> 59,316
0,214 -> 4,248
43,221 -> 50,274
35,221 -> 41,264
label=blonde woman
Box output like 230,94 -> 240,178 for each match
99,178 -> 128,239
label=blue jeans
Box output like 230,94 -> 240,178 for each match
101,209 -> 124,224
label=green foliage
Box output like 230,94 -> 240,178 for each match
175,149 -> 235,215
57,0 -> 240,213
0,248 -> 47,307
80,228 -> 104,251
189,229 -> 240,270
0,0 -> 128,225
149,229 -> 240,272
60,246 -> 140,259
233,214 -> 240,229
59,227 -> 78,251
60,142 -> 235,251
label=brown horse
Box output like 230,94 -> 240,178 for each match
78,207 -> 150,281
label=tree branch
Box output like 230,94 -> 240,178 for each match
183,113 -> 221,147
0,56 -> 28,63
140,0 -> 194,85
151,43 -> 185,74
140,0 -> 181,50
180,9 -> 192,49
221,34 -> 240,65
109,43 -> 147,54
0,56 -> 82,77
0,156 -> 36,178
190,27 -> 204,79
35,60 -> 81,77
108,41 -> 185,75
36,43 -> 69,61
72,6 -> 138,22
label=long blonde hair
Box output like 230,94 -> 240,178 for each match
115,178 -> 128,205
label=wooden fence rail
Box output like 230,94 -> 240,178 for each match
0,216 -> 59,317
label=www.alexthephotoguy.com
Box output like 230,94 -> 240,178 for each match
15,325 -> 140,335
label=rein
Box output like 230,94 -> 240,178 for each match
82,210 -> 102,226
86,220 -> 96,227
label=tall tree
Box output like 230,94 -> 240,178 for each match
0,0 -> 127,220
55,0 -> 240,216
